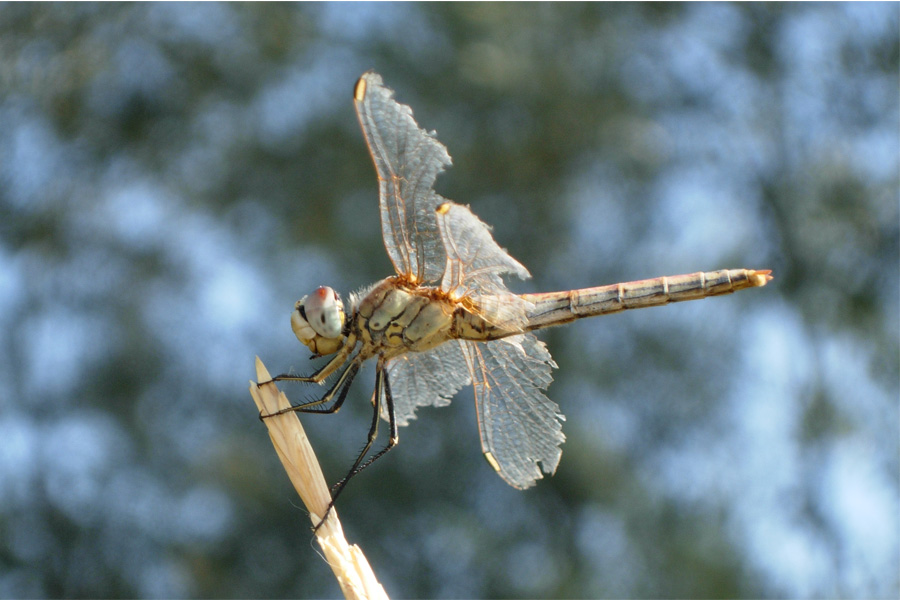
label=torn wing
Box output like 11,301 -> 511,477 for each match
354,71 -> 451,285
465,334 -> 564,489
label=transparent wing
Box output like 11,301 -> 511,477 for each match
354,71 -> 451,284
383,340 -> 472,426
464,334 -> 565,489
436,201 -> 532,330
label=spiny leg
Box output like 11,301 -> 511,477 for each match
329,366 -> 384,500
262,334 -> 356,385
311,366 -> 381,532
344,363 -> 398,480
260,359 -> 360,419
314,359 -> 399,533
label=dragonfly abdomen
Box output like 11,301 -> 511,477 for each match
521,268 -> 772,331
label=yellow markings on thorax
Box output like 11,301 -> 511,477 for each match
356,278 -> 456,352
401,301 -> 452,351
368,288 -> 410,331
384,295 -> 429,345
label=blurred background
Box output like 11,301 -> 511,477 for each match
1,3 -> 897,598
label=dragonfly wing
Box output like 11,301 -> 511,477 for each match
384,340 -> 472,426
464,334 -> 565,489
436,201 -> 532,329
354,72 -> 450,284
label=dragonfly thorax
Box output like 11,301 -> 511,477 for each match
291,286 -> 346,356
356,278 -> 456,355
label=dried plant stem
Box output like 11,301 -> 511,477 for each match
250,357 -> 388,600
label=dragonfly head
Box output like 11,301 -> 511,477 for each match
291,286 -> 346,356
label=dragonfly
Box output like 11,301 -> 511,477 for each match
264,71 -> 771,518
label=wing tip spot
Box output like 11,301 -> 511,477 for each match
354,76 -> 368,102
483,451 -> 501,473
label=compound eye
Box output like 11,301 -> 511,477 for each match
290,297 -> 316,344
303,286 -> 344,338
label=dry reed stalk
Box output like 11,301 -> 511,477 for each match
250,357 -> 388,600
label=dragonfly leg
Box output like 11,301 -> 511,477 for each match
327,369 -> 382,501
260,359 -> 360,419
321,359 -> 398,510
262,334 -> 357,385
337,362 -> 398,486
311,364 -> 388,533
